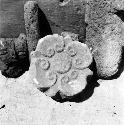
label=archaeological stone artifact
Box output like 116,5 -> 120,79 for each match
29,34 -> 93,98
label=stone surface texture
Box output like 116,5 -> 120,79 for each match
85,0 -> 124,78
14,33 -> 28,60
24,1 -> 40,54
0,34 -> 29,78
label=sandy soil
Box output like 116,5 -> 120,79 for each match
0,69 -> 124,125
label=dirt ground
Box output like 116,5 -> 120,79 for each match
0,69 -> 124,125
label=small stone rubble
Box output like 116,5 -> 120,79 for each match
30,34 -> 93,97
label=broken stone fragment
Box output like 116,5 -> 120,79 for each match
0,34 -> 29,78
0,39 -> 14,71
0,38 -> 16,66
29,34 -> 93,98
14,33 -> 28,60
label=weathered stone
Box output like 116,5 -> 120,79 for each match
0,38 -> 17,77
0,38 -> 15,71
14,33 -> 28,60
0,34 -> 30,78
92,19 -> 124,78
30,34 -> 93,98
85,0 -> 124,79
0,38 -> 16,66
24,1 -> 40,54
66,41 -> 93,70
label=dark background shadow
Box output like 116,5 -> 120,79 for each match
114,9 -> 124,22
38,7 -> 53,38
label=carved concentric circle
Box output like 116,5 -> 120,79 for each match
39,58 -> 50,70
46,47 -> 55,58
57,60 -> 72,74
73,58 -> 84,69
67,45 -> 77,57
66,41 -> 92,70
46,71 -> 57,86
36,35 -> 64,57
60,75 -> 72,96
55,41 -> 65,53
61,75 -> 70,85
51,52 -> 72,74
70,70 -> 79,80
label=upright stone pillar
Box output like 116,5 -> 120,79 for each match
24,1 -> 40,54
